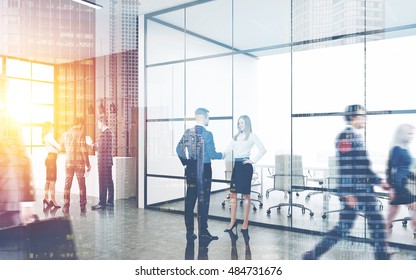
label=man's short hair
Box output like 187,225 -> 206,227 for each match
98,115 -> 108,125
195,108 -> 209,116
344,104 -> 365,122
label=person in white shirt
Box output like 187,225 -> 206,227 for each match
223,115 -> 266,236
42,122 -> 61,210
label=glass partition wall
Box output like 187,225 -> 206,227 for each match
144,0 -> 416,248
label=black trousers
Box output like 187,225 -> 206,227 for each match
311,194 -> 389,260
184,164 -> 212,235
98,164 -> 114,206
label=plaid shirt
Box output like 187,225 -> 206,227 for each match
61,126 -> 90,168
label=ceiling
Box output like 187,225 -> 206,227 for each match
138,0 -> 198,15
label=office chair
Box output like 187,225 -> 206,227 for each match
221,160 -> 263,211
304,169 -> 326,202
266,154 -> 314,217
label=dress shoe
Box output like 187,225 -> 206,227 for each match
91,204 -> 106,210
186,232 -> 197,241
199,231 -> 219,241
301,251 -> 317,260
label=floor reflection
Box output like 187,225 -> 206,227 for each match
228,230 -> 252,260
184,238 -> 215,260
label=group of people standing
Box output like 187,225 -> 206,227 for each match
177,105 -> 416,260
41,116 -> 114,215
176,108 -> 266,242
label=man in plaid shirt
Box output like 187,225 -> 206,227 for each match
61,117 -> 91,214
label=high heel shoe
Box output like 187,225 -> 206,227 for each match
49,200 -> 61,209
224,221 -> 238,232
43,199 -> 50,208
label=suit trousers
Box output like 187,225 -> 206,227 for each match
184,164 -> 212,235
312,194 -> 389,260
98,164 -> 114,206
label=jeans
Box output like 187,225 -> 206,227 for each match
64,166 -> 87,209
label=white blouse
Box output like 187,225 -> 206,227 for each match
224,133 -> 266,164
44,132 -> 60,153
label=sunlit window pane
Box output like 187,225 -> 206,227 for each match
32,82 -> 54,104
30,126 -> 43,146
21,126 -> 32,146
32,63 -> 54,82
31,104 -> 54,123
6,79 -> 31,103
5,58 -> 31,79
7,103 -> 31,123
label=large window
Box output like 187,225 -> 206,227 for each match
144,0 -> 416,248
1,57 -> 54,152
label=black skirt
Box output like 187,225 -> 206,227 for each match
230,159 -> 253,195
45,153 -> 58,181
390,188 -> 416,205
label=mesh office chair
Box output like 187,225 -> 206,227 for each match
266,154 -> 314,217
221,159 -> 263,211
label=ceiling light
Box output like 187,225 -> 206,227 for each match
72,0 -> 103,9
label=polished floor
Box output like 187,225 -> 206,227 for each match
28,190 -> 416,260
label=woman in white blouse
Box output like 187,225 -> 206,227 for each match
223,115 -> 266,235
42,122 -> 61,210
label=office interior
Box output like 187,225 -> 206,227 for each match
1,0 -> 416,259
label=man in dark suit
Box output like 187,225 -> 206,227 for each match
302,104 -> 390,260
91,116 -> 114,210
176,108 -> 223,241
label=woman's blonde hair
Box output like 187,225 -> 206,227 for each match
391,123 -> 415,148
233,115 -> 252,141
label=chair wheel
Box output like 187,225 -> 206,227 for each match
276,206 -> 281,211
322,214 -> 327,219
221,202 -> 225,208
253,206 -> 257,211
305,196 -> 310,202
296,192 -> 300,197
239,200 -> 244,206
266,209 -> 271,215
302,208 -> 306,214
310,212 -> 314,217
402,220 -> 408,227
259,202 -> 263,208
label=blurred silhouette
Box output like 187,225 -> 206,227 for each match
0,136 -> 36,228
302,105 -> 389,260
385,124 -> 416,239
